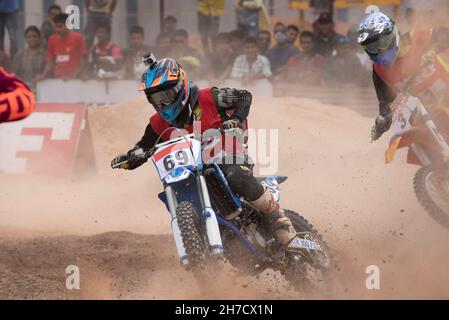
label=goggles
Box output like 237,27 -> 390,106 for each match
362,30 -> 397,55
370,44 -> 398,67
146,79 -> 183,108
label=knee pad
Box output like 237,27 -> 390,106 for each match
223,164 -> 264,201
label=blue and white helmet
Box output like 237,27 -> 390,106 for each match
358,12 -> 400,67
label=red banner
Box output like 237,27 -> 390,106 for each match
0,103 -> 86,177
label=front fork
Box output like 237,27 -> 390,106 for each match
164,185 -> 188,266
164,176 -> 224,266
196,175 -> 224,255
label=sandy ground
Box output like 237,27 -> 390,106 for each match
1,94 -> 449,299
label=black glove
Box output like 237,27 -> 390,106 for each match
223,117 -> 241,130
111,154 -> 128,169
371,114 -> 392,141
111,146 -> 148,170
126,146 -> 148,170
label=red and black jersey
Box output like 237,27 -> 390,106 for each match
372,30 -> 432,116
370,29 -> 449,115
374,29 -> 433,90
136,87 -> 251,157
0,68 -> 35,123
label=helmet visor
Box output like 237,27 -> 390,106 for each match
147,80 -> 182,108
362,30 -> 397,55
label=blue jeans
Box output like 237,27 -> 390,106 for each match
236,10 -> 259,38
0,11 -> 18,56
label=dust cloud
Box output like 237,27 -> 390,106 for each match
1,94 -> 448,299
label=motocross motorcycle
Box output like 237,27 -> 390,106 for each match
385,87 -> 449,230
112,128 -> 332,291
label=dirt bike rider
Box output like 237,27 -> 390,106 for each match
111,54 -> 297,248
357,12 -> 449,141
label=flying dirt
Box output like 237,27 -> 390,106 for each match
1,94 -> 449,299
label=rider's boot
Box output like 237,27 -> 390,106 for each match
250,187 -> 297,247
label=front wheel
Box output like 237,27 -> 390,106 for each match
283,210 -> 333,293
414,166 -> 449,230
176,201 -> 208,271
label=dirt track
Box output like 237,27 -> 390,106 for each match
1,95 -> 449,299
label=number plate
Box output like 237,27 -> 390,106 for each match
152,138 -> 201,180
391,96 -> 418,137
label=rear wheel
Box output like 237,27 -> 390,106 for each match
283,210 -> 333,294
414,166 -> 449,230
176,202 -> 207,271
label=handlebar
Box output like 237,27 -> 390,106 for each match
111,148 -> 154,170
111,128 -> 244,170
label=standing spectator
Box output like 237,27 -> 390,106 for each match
258,30 -> 271,56
13,26 -> 45,90
287,31 -> 325,85
230,36 -> 272,85
41,4 -> 62,44
209,32 -> 234,81
234,0 -> 268,38
197,0 -> 226,55
84,0 -> 117,48
36,13 -> 87,81
0,0 -> 18,56
123,25 -> 153,79
163,16 -> 177,37
313,12 -> 343,57
265,23 -> 300,75
287,25 -> 300,46
154,32 -> 172,58
88,23 -> 123,79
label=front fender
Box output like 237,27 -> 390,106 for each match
386,127 -> 430,164
158,167 -> 203,217
163,166 -> 195,184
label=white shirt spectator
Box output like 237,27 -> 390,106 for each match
230,54 -> 272,79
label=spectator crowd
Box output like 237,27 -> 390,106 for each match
0,0 -> 372,92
